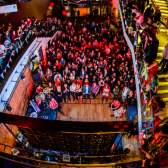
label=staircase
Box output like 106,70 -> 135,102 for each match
153,0 -> 168,102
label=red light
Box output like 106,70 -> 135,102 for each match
49,2 -> 55,7
62,10 -> 67,16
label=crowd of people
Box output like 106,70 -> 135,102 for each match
122,0 -> 161,109
27,17 -> 137,119
0,18 -> 33,78
0,1 -> 167,166
0,17 -> 59,82
122,0 -> 168,167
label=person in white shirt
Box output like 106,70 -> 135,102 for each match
70,82 -> 76,101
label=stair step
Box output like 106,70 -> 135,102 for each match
155,0 -> 167,1
158,79 -> 168,83
157,94 -> 168,101
155,0 -> 167,2
157,52 -> 163,56
157,90 -> 168,94
161,8 -> 168,11
160,24 -> 167,29
161,12 -> 168,16
156,3 -> 167,6
158,46 -> 164,50
156,0 -> 167,1
162,97 -> 168,102
158,48 -> 163,52
157,52 -> 162,56
155,2 -> 167,5
158,74 -> 168,78
159,82 -> 168,86
156,3 -> 167,7
156,59 -> 161,63
159,29 -> 168,33
156,4 -> 168,7
161,9 -> 168,13
160,24 -> 167,28
157,56 -> 162,59
160,6 -> 168,10
158,86 -> 168,91
157,53 -> 162,56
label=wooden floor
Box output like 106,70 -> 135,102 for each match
57,98 -> 126,121
0,124 -> 17,154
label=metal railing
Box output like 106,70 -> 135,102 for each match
0,150 -> 142,167
118,0 -> 142,142
119,0 -> 164,138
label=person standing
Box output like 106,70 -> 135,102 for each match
159,43 -> 168,73
153,6 -> 161,25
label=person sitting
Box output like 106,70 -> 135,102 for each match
48,97 -> 59,119
55,85 -> 62,103
82,79 -> 91,103
101,83 -> 110,103
122,86 -> 130,103
36,85 -> 43,94
75,81 -> 83,102
54,75 -> 61,88
46,68 -> 52,81
62,83 -> 71,103
70,81 -> 76,101
91,81 -> 100,98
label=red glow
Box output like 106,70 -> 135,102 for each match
49,2 -> 55,7
62,10 -> 68,16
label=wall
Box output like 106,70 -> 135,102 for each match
6,67 -> 34,116
0,0 -> 50,24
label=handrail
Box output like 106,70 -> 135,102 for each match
118,0 -> 142,142
0,151 -> 142,167
0,112 -> 135,132
121,0 -> 164,138
0,39 -> 41,113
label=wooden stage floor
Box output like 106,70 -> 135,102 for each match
57,99 -> 126,121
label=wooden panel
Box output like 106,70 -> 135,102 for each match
5,67 -> 34,116
0,124 -> 17,154
58,103 -> 126,122
0,67 -> 33,153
